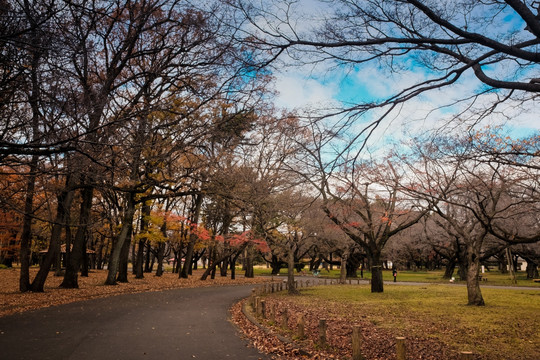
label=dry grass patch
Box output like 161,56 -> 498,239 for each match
255,284 -> 539,360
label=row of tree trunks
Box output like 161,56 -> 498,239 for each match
60,185 -> 94,289
31,177 -> 75,292
135,203 -> 151,279
180,193 -> 204,279
105,193 -> 136,285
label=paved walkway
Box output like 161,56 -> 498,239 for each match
0,285 -> 269,360
284,275 -> 540,291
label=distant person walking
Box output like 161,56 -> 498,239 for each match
392,267 -> 397,282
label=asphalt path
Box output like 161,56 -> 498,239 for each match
0,285 -> 269,360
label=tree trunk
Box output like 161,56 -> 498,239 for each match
134,239 -> 146,279
201,246 -> 221,281
339,253 -> 347,284
370,253 -> 384,293
230,256 -> 236,280
506,248 -> 516,284
155,242 -> 165,277
31,181 -> 74,292
220,256 -> 229,277
229,244 -> 248,280
269,255 -> 284,275
19,19 -> 43,291
144,243 -> 152,273
443,259 -> 456,279
95,235 -> 104,270
466,247 -> 485,306
346,253 -> 361,278
81,239 -> 89,277
458,259 -> 468,281
244,248 -> 254,278
105,193 -> 136,285
180,193 -> 203,278
135,202 -> 150,279
19,154 -> 39,293
60,185 -> 93,289
287,245 -> 298,295
117,232 -> 132,283
525,259 -> 539,279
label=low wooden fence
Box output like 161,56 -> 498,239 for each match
249,279 -> 475,360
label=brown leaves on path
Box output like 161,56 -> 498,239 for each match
0,268 -> 269,317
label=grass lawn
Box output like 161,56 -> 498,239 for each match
253,266 -> 540,287
260,284 -> 540,359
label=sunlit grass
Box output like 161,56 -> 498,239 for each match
252,266 -> 540,287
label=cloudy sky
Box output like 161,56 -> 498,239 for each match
261,0 -> 540,151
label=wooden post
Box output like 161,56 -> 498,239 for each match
396,337 -> 406,360
324,279 -> 327,285
282,308 -> 288,329
319,319 -> 327,346
255,297 -> 261,316
349,279 -> 352,284
297,314 -> 305,339
352,325 -> 364,360
269,304 -> 275,323
260,300 -> 266,319
460,351 -> 473,360
251,289 -> 256,308
271,283 -> 275,293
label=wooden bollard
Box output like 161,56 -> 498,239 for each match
282,309 -> 289,329
352,325 -> 364,360
460,351 -> 473,360
324,279 -> 327,285
251,289 -> 256,307
297,314 -> 305,339
357,279 -> 360,285
271,283 -> 275,293
255,297 -> 261,316
349,279 -> 352,284
269,304 -> 275,323
396,337 -> 406,360
319,319 -> 327,346
260,300 -> 266,319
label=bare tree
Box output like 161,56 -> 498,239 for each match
233,0 -> 540,124
408,133 -> 540,305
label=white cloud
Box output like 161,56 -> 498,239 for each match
273,69 -> 339,110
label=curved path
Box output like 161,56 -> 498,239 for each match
0,285 -> 269,360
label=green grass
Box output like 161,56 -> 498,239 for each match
252,266 -> 540,287
268,284 -> 540,359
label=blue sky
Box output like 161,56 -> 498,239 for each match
267,1 -> 540,150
